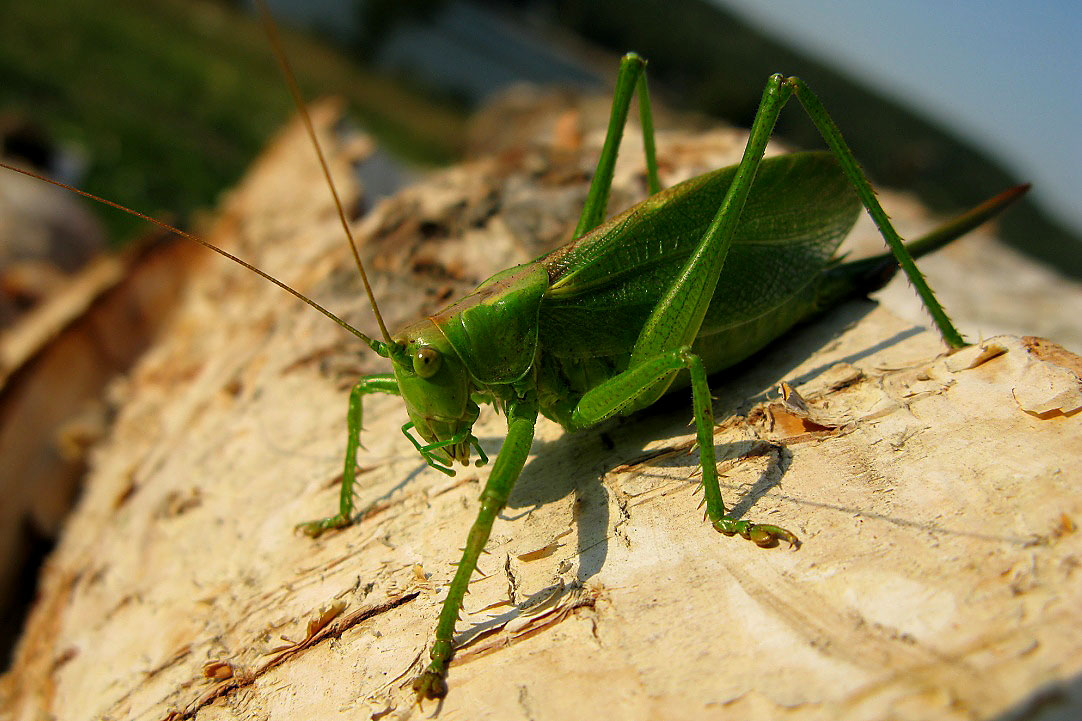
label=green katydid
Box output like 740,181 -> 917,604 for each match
1,17 -> 1027,702
380,56 -> 1026,699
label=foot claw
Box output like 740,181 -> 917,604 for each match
413,669 -> 448,701
713,519 -> 800,549
749,525 -> 800,549
295,514 -> 350,538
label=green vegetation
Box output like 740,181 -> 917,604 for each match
0,0 -> 467,241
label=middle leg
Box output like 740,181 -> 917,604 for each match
568,347 -> 798,548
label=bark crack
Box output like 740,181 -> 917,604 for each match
162,591 -> 419,720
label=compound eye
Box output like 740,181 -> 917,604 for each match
413,347 -> 442,378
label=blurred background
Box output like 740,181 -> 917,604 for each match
1,0 -> 1079,668
3,0 -> 1079,263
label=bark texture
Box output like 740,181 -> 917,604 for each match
3,97 -> 1082,721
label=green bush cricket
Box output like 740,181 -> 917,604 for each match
0,7 -> 1028,702
384,55 -> 1026,698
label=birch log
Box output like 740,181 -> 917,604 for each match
3,97 -> 1081,721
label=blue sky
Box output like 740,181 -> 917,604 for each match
713,0 -> 1082,237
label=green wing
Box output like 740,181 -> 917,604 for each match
538,151 -> 861,360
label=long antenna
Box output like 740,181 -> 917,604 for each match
254,0 -> 393,347
0,160 -> 388,356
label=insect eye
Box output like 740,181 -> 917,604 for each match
413,347 -> 442,378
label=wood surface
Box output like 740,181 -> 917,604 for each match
3,97 -> 1081,721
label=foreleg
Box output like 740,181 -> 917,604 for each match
297,373 -> 399,536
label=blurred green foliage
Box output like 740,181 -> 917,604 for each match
0,0 -> 467,242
